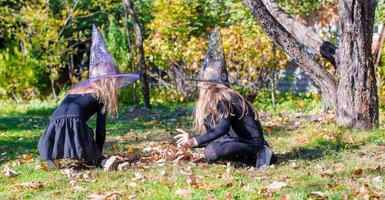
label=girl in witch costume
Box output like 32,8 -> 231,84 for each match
38,25 -> 140,169
174,28 -> 277,169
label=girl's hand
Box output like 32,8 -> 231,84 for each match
174,129 -> 198,148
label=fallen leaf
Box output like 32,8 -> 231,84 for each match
3,165 -> 18,177
104,156 -> 123,171
290,162 -> 299,169
224,192 -> 232,200
69,180 -> 82,190
321,169 -> 334,177
87,191 -> 122,200
117,162 -> 130,171
267,181 -> 287,191
372,176 -> 382,183
187,174 -> 198,186
354,168 -> 363,176
310,191 -> 326,199
35,163 -> 48,171
281,194 -> 291,200
16,153 -> 34,164
175,188 -> 191,197
12,182 -> 44,190
127,146 -> 134,154
63,168 -> 78,178
197,183 -> 215,191
206,194 -> 217,200
131,172 -> 144,181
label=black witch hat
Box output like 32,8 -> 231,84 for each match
190,27 -> 230,85
74,25 -> 140,89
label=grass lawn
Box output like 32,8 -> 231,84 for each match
0,99 -> 384,199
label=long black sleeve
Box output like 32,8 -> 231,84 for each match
95,108 -> 106,152
195,117 -> 231,146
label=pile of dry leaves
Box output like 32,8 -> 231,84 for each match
103,141 -> 204,171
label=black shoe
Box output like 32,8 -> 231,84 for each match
46,160 -> 59,170
269,152 -> 278,165
255,145 -> 274,169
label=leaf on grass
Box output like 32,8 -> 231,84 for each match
290,162 -> 299,169
206,194 -> 217,200
131,172 -> 145,181
16,153 -> 34,164
175,188 -> 191,197
267,181 -> 287,191
281,194 -> 291,200
63,168 -> 78,178
12,182 -> 44,190
87,191 -> 122,200
70,179 -> 85,191
353,168 -> 363,176
3,165 -> 18,177
321,169 -> 334,177
186,174 -> 198,186
197,183 -> 215,191
35,163 -> 48,171
310,191 -> 326,199
127,146 -> 134,154
372,176 -> 382,183
117,162 -> 130,171
372,165 -> 382,172
224,192 -> 232,200
104,156 -> 123,172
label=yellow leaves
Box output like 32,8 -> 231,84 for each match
127,146 -> 134,154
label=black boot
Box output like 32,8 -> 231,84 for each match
255,145 -> 276,169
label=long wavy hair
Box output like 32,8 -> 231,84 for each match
193,82 -> 258,133
68,78 -> 121,116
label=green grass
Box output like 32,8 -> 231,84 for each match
0,99 -> 384,199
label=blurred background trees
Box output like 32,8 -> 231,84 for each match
1,0 -> 385,115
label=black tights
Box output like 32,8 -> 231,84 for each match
203,137 -> 263,165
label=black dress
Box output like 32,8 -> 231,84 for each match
194,103 -> 269,165
38,93 -> 106,163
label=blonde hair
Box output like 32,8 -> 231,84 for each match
69,78 -> 121,116
193,82 -> 258,133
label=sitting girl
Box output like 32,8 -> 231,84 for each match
38,25 -> 140,169
174,28 -> 276,168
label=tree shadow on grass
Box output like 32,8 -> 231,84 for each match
0,136 -> 40,165
276,139 -> 361,163
0,116 -> 49,131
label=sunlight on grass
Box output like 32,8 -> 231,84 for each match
0,99 -> 384,199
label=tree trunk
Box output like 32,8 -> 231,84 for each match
243,0 -> 338,110
336,0 -> 378,129
261,0 -> 337,65
122,0 -> 137,103
124,0 -> 151,109
244,0 -> 379,129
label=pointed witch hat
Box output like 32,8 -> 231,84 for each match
189,27 -> 230,85
73,25 -> 140,89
